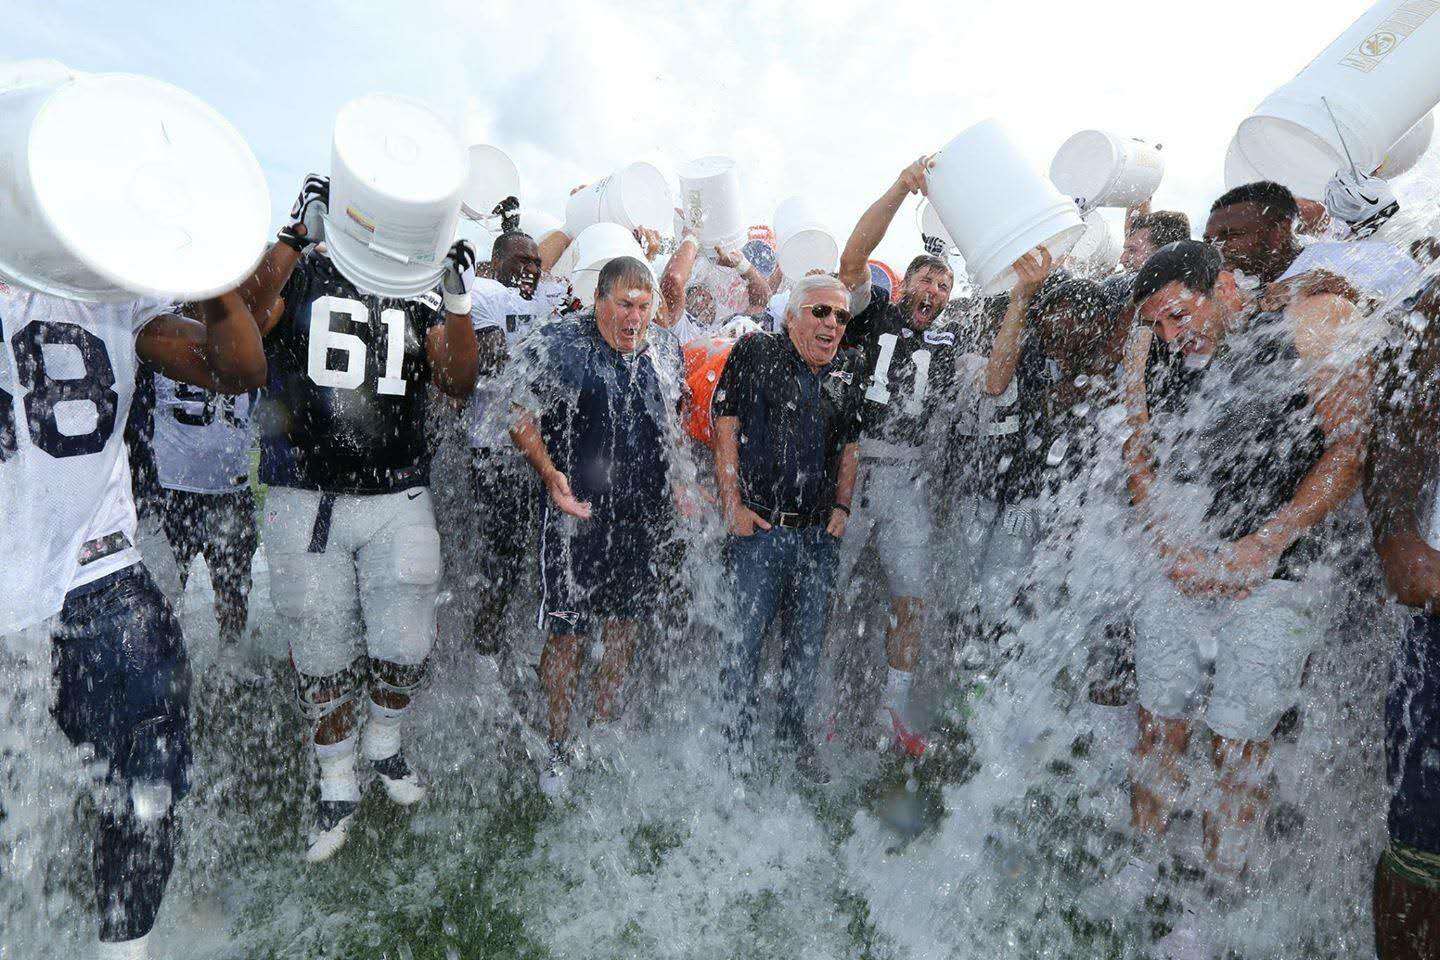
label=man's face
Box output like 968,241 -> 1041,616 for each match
493,236 -> 542,300
1137,279 -> 1230,365
787,286 -> 850,368
596,281 -> 654,354
1204,202 -> 1293,281
898,265 -> 952,329
1120,227 -> 1156,273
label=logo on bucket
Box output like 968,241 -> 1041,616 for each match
1341,2 -> 1437,72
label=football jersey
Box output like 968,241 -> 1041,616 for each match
151,372 -> 254,493
847,296 -> 964,451
466,276 -> 566,450
260,252 -> 443,494
0,284 -> 172,633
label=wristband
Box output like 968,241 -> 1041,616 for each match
731,256 -> 752,275
275,228 -> 309,253
443,290 -> 472,315
832,503 -> 851,516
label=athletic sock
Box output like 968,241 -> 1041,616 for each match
361,699 -> 407,762
315,735 -> 360,803
883,668 -> 914,715
95,933 -> 149,960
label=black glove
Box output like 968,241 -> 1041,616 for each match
276,174 -> 330,252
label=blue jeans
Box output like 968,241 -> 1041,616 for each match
722,526 -> 840,746
1388,613 -> 1440,854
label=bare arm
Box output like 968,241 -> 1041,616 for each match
826,442 -> 859,537
839,157 -> 930,291
739,263 -> 772,314
136,292 -> 266,393
425,309 -> 480,399
658,235 -> 700,329
981,248 -> 1052,395
538,230 -> 572,274
511,408 -> 591,519
1121,325 -> 1157,507
235,242 -> 303,331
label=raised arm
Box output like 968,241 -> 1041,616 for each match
658,233 -> 700,329
981,247 -> 1052,395
237,175 -> 329,331
839,157 -> 930,291
426,241 -> 481,399
137,292 -> 267,393
1121,323 -> 1157,507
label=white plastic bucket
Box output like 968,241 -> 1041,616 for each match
927,119 -> 1087,296
1066,211 -> 1122,275
520,209 -> 564,243
0,68 -> 270,302
1048,130 -> 1165,209
773,196 -> 839,279
677,155 -> 746,255
1376,111 -> 1435,178
461,143 -> 520,220
564,161 -> 673,237
916,199 -> 958,256
1236,0 -> 1440,199
1224,137 -> 1265,189
567,222 -> 647,307
324,93 -> 468,299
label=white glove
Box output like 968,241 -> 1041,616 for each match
277,174 -> 329,252
442,239 -> 478,314
1324,168 -> 1398,239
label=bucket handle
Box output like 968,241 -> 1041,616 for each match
367,239 -> 423,265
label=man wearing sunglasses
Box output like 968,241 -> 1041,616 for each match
1112,238 -> 1368,953
713,274 -> 864,779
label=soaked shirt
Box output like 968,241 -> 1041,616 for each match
712,331 -> 863,516
261,253 -> 443,494
514,314 -> 682,523
1146,310 -> 1327,578
846,298 -> 965,451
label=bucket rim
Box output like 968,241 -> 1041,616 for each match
22,71 -> 271,301
326,226 -> 446,299
971,217 -> 1086,295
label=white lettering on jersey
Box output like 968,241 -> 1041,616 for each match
865,332 -> 932,411
306,296 -> 410,396
153,374 -> 253,493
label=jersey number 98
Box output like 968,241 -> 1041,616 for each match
1,320 -> 118,461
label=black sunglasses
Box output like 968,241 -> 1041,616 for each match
808,303 -> 851,324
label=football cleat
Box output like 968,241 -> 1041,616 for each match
305,800 -> 358,863
371,752 -> 426,806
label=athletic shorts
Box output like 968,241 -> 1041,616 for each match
1387,612 -> 1440,854
838,457 -> 933,600
538,506 -> 662,636
949,496 -> 1042,624
50,563 -> 192,796
1135,578 -> 1316,741
263,486 -> 441,678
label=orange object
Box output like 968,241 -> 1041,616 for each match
683,335 -> 738,447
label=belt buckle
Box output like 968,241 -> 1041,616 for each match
778,511 -> 799,527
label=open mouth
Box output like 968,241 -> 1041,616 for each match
518,274 -> 538,298
814,331 -> 837,348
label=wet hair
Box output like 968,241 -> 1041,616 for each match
904,254 -> 953,282
1031,275 -> 1108,326
595,256 -> 656,301
1130,211 -> 1191,247
785,274 -> 850,324
1131,240 -> 1223,305
492,230 -> 535,262
1209,181 -> 1299,220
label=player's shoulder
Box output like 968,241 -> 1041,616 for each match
921,318 -> 960,349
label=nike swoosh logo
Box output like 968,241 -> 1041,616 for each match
406,490 -> 423,500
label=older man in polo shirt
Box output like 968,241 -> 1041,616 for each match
713,274 -> 864,775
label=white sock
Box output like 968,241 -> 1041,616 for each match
361,699 -> 406,762
883,668 -> 914,714
315,734 -> 360,802
96,933 -> 149,960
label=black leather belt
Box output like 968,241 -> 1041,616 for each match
744,501 -> 827,529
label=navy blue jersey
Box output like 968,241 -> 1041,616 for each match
514,314 -> 680,523
846,297 -> 964,449
260,253 -> 443,494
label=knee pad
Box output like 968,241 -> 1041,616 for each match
368,657 -> 427,699
295,662 -> 366,723
393,524 -> 442,587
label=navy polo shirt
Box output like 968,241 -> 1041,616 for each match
712,331 -> 863,516
514,313 -> 681,523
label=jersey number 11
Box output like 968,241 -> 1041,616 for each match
864,333 -> 931,415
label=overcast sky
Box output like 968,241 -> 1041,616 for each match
6,0 -> 1430,275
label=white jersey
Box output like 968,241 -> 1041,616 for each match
0,284 -> 171,632
151,372 -> 254,494
465,276 -> 566,450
